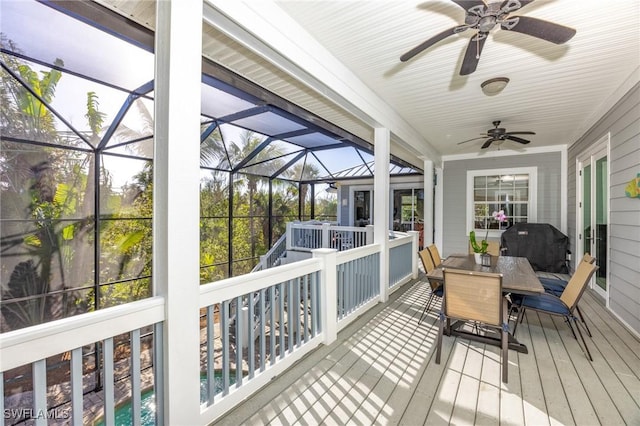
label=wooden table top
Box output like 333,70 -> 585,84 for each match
426,254 -> 544,295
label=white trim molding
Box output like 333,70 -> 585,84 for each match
575,132 -> 610,306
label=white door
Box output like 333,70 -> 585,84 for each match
578,140 -> 608,300
353,190 -> 372,226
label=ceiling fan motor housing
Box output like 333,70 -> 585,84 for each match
400,0 -> 577,75
457,119 -> 535,149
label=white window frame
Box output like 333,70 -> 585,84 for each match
389,181 -> 424,228
466,167 -> 538,238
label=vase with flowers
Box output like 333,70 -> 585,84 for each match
470,210 -> 507,264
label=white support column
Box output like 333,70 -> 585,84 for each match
154,1 -> 202,424
336,186 -> 342,225
422,158 -> 434,247
434,166 -> 444,256
407,230 -> 420,279
374,128 -> 390,302
560,145 -> 568,235
312,248 -> 338,345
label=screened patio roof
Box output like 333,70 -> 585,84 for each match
1,0 -> 422,185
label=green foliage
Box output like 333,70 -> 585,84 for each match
1,38 -> 342,329
0,44 -> 156,328
315,196 -> 338,220
61,224 -> 75,240
85,91 -> 106,135
10,60 -> 63,139
0,45 -> 70,330
469,230 -> 489,254
23,234 -> 41,247
98,278 -> 152,309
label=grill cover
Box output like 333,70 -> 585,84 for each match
500,223 -> 569,273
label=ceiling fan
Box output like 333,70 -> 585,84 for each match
400,0 -> 576,75
458,120 -> 535,149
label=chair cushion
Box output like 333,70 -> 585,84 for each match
536,271 -> 571,281
519,293 -> 570,315
540,277 -> 567,297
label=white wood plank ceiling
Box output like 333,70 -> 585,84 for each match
98,0 -> 640,165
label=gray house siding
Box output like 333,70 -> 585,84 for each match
338,185 -> 350,225
568,83 -> 640,334
442,152 -> 563,256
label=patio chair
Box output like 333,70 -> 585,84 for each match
418,248 -> 442,324
427,244 -> 442,266
512,261 -> 598,361
536,253 -> 596,337
539,253 -> 595,296
435,269 -> 509,383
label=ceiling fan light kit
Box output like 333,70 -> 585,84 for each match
481,77 -> 510,96
400,0 -> 576,75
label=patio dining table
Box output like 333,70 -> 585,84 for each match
425,254 -> 544,354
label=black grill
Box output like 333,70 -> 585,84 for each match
500,223 -> 569,273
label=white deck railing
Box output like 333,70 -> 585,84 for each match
0,232 -> 418,426
199,231 -> 416,423
336,244 -> 381,331
287,222 -> 374,252
389,232 -> 415,289
0,298 -> 165,426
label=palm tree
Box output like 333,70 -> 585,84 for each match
226,130 -> 284,263
0,44 -> 65,330
106,97 -> 154,158
65,92 -> 104,309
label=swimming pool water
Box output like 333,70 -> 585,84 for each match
96,374 -> 232,426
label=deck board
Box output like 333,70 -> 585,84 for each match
216,279 -> 640,425
563,313 -> 640,421
529,312 -> 575,426
580,296 -> 640,388
455,341 -> 485,424
499,348 -> 525,425
516,316 -> 552,426
538,314 -> 594,426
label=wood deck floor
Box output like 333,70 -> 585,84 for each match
216,276 -> 640,425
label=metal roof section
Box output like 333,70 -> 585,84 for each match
327,160 -> 421,180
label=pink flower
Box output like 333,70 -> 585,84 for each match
492,210 -> 507,222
